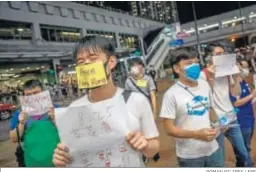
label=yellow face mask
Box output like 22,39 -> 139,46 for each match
76,61 -> 108,89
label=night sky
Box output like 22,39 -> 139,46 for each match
177,1 -> 256,24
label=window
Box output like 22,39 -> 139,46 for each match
222,17 -> 246,28
119,33 -> 139,49
0,20 -> 32,40
40,25 -> 80,42
86,30 -> 117,48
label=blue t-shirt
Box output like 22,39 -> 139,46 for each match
10,104 -> 60,130
230,80 -> 255,128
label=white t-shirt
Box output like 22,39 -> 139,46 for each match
69,87 -> 159,167
212,77 -> 236,119
200,70 -> 236,121
160,80 -> 218,159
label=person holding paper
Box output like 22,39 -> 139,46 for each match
203,43 -> 252,167
160,48 -> 222,167
52,36 -> 159,167
9,79 -> 60,167
229,60 -> 255,165
125,58 -> 159,163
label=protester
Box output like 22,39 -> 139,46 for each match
203,43 -> 252,167
160,48 -> 221,167
125,58 -> 157,120
52,35 -> 160,167
229,60 -> 256,163
9,79 -> 60,167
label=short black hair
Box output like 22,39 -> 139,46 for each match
130,58 -> 144,67
169,48 -> 193,66
73,35 -> 115,60
23,79 -> 43,90
205,42 -> 225,56
169,48 -> 193,79
187,47 -> 199,58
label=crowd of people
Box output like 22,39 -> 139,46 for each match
7,35 -> 256,167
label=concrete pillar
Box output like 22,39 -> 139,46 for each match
81,28 -> 87,37
31,22 -> 42,45
52,59 -> 60,84
115,32 -> 121,48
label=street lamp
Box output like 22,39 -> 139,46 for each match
192,2 -> 204,66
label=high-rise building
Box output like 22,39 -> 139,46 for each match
73,1 -> 178,24
130,1 -> 179,24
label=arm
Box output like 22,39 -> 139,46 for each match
150,90 -> 157,119
230,86 -> 256,107
142,138 -> 159,158
233,94 -> 254,107
10,123 -> 25,143
9,111 -> 26,143
163,119 -> 198,139
229,75 -> 241,97
127,94 -> 160,158
209,108 -> 218,123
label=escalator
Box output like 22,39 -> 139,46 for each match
143,27 -> 173,71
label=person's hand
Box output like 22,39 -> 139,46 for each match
19,111 -> 28,125
194,128 -> 217,142
48,106 -> 55,121
207,65 -> 216,75
251,89 -> 256,97
53,143 -> 72,167
126,131 -> 148,151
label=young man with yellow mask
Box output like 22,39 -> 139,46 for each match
52,36 -> 160,167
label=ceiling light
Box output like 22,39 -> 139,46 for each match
10,68 -> 14,71
251,12 -> 254,15
17,28 -> 24,32
26,67 -> 30,69
21,68 -> 25,71
234,16 -> 237,19
231,38 -> 235,42
6,70 -> 9,72
36,67 -> 40,70
41,66 -> 45,69
13,75 -> 20,78
68,64 -> 71,67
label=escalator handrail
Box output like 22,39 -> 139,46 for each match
146,27 -> 166,56
146,39 -> 165,64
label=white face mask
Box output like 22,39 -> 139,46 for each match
130,66 -> 140,76
241,68 -> 249,77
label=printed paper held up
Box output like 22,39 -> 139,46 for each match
213,54 -> 240,77
20,90 -> 53,116
55,95 -> 141,167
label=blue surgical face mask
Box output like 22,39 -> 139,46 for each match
184,63 -> 201,81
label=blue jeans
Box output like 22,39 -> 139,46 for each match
177,148 -> 223,167
217,120 -> 253,167
241,127 -> 254,155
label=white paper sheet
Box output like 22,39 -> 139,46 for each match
213,54 -> 240,77
55,94 -> 141,167
20,90 -> 53,116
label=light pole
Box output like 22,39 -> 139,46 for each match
238,2 -> 247,47
192,2 -> 204,66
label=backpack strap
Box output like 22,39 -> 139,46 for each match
16,126 -> 21,147
122,90 -> 132,103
